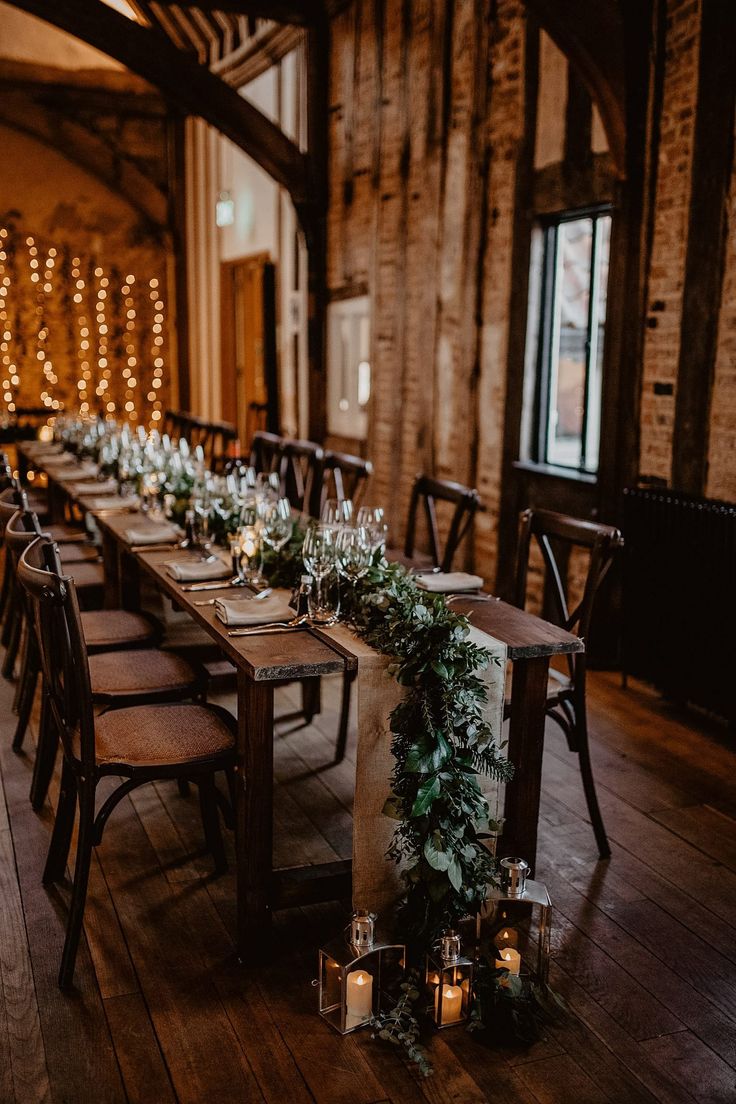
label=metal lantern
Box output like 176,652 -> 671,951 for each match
318,910 -> 406,1034
425,930 -> 474,1028
479,858 -> 552,985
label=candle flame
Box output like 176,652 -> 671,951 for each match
356,973 -> 367,985
503,951 -> 511,961
444,987 -> 454,998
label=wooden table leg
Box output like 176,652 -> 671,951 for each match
502,655 -> 550,875
101,530 -> 121,608
118,550 -> 141,611
235,670 -> 274,960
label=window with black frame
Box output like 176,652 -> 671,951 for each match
524,206 -> 612,476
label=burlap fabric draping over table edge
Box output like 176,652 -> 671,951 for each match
323,622 -> 508,916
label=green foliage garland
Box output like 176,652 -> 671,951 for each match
265,527 -> 513,947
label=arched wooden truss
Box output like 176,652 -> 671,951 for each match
5,0 -> 326,232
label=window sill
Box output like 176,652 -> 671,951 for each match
513,460 -> 598,485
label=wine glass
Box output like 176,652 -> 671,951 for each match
262,498 -> 293,555
356,506 -> 388,555
321,498 -> 353,529
335,525 -> 372,590
256,470 -> 281,505
302,523 -> 337,623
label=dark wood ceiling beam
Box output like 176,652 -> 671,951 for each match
146,0 -> 325,25
0,94 -> 168,226
6,0 -> 311,210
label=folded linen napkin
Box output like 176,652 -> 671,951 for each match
87,495 -> 137,512
416,571 -> 484,593
165,558 -> 231,582
125,523 -> 180,546
40,453 -> 76,466
214,593 -> 293,626
50,466 -> 99,481
68,479 -> 118,496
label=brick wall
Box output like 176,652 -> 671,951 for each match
328,0 -> 525,580
327,0 -> 736,588
638,0 -> 701,483
707,112 -> 736,501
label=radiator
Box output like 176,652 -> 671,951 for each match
622,486 -> 736,728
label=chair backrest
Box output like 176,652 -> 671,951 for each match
277,438 -> 324,516
18,535 -> 96,773
513,508 -> 624,650
249,430 -> 283,474
5,502 -> 39,623
0,451 -> 13,491
404,474 -> 481,573
0,484 -> 21,540
321,450 -> 373,512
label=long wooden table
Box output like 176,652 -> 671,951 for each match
25,445 -> 583,954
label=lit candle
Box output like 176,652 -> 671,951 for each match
495,927 -> 518,949
435,983 -> 463,1025
495,947 -> 521,975
346,969 -> 373,1028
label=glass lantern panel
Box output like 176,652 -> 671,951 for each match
319,952 -> 343,1016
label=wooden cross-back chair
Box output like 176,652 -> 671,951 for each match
320,450 -> 373,513
5,498 -> 161,769
512,507 -> 624,858
277,438 -> 324,516
404,474 -> 481,573
249,430 -> 283,474
18,535 -> 237,988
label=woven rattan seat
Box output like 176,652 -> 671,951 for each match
94,703 -> 235,766
88,649 -> 198,697
81,610 -> 157,650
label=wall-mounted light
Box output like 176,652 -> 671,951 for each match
216,190 -> 235,228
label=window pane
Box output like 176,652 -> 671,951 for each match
547,217 -> 592,469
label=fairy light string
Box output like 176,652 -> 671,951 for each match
0,221 -> 169,424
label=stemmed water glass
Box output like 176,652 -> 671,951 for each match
302,523 -> 338,624
335,525 -> 372,604
261,498 -> 293,556
356,505 -> 388,555
321,498 -> 353,529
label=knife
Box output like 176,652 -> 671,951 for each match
180,579 -> 238,592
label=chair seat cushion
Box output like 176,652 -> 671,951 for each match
58,542 -> 99,565
81,610 -> 157,649
46,523 -> 88,544
89,648 -> 199,697
65,561 -> 105,589
94,703 -> 235,766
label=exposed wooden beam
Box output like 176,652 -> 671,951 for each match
0,89 -> 168,227
148,0 -> 324,24
6,0 -> 311,210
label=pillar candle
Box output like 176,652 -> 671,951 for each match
345,969 -> 373,1028
495,947 -> 521,975
495,926 -> 518,949
435,983 -> 463,1025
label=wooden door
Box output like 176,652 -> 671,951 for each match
221,253 -> 278,449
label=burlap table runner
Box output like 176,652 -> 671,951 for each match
321,622 -> 508,915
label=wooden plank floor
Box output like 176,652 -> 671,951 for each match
2,660 -> 736,1104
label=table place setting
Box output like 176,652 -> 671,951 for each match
124,521 -> 182,546
67,477 -> 120,496
415,570 -> 484,592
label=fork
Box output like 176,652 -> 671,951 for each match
227,614 -> 310,637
